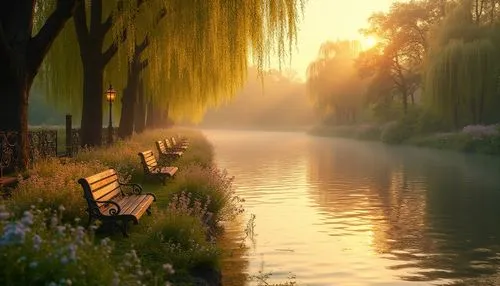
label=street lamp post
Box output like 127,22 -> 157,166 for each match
105,84 -> 117,145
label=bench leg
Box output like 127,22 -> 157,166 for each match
116,220 -> 129,238
146,207 -> 152,216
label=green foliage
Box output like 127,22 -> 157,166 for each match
380,121 -> 411,144
9,158 -> 107,222
0,205 -> 163,286
36,0 -> 305,123
424,2 -> 500,128
306,40 -> 366,124
4,128 -> 237,285
168,165 -> 244,226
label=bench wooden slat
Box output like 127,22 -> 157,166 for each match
84,169 -> 117,185
94,181 -> 121,202
138,150 -> 178,185
90,173 -> 119,191
78,168 -> 156,237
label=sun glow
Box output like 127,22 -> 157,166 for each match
361,36 -> 377,50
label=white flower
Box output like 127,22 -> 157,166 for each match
162,263 -> 175,274
33,234 -> 42,251
21,211 -> 33,226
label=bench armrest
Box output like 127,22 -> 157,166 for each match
87,199 -> 121,216
119,182 -> 143,195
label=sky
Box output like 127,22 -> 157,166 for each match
272,0 -> 395,81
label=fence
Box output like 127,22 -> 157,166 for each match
1,115 -> 117,175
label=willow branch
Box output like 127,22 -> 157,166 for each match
27,0 -> 78,84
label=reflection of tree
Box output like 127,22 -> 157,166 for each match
220,216 -> 251,286
307,139 -> 500,283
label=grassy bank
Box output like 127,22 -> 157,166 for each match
1,128 -> 243,285
309,123 -> 500,155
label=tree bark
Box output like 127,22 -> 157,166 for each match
134,78 -> 146,133
74,0 -> 118,147
118,69 -> 138,138
0,0 -> 77,170
80,58 -> 104,147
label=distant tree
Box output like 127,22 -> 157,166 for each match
357,0 -> 447,114
424,0 -> 500,129
307,41 -> 366,125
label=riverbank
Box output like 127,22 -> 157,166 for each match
0,128 -> 242,285
309,123 -> 500,155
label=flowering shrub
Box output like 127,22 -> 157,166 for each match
169,164 -> 244,226
0,204 -> 171,286
462,124 -> 499,138
10,158 -> 107,222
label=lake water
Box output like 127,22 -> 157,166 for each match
203,130 -> 500,286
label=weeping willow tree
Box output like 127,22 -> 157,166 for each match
306,40 -> 366,125
0,0 -> 78,169
36,0 -> 304,144
424,0 -> 500,129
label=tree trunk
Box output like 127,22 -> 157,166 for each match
402,91 -> 408,114
0,79 -> 29,170
118,64 -> 139,139
74,0 -> 117,147
134,78 -> 146,133
0,0 -> 77,170
80,59 -> 104,147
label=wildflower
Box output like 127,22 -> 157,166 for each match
57,225 -> 66,235
59,205 -> 66,212
162,263 -> 175,275
60,256 -> 69,265
33,234 -> 42,251
68,244 -> 78,261
21,211 -> 34,226
1,222 -> 28,245
112,272 -> 120,286
29,261 -> 38,268
0,210 -> 9,220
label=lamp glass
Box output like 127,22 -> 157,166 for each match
105,86 -> 116,102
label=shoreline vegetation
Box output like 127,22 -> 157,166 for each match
309,120 -> 500,156
1,128 -> 244,286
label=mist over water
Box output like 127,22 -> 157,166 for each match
205,130 -> 500,286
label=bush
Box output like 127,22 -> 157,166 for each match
355,124 -> 381,140
9,158 -> 107,222
0,204 -> 166,286
168,165 -> 244,226
380,121 -> 412,144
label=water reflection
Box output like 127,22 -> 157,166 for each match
205,130 -> 500,285
307,138 -> 500,284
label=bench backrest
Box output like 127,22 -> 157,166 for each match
138,150 -> 158,173
156,140 -> 167,154
78,169 -> 121,208
164,138 -> 173,149
170,137 -> 178,146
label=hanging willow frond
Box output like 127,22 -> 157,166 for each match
33,0 -> 304,123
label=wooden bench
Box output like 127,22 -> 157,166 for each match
77,169 -> 156,237
138,150 -> 178,185
165,138 -> 188,152
156,140 -> 183,163
170,137 -> 189,150
0,176 -> 18,198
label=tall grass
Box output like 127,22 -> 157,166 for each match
3,128 -> 239,285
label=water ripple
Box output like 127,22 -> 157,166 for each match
204,130 -> 500,286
